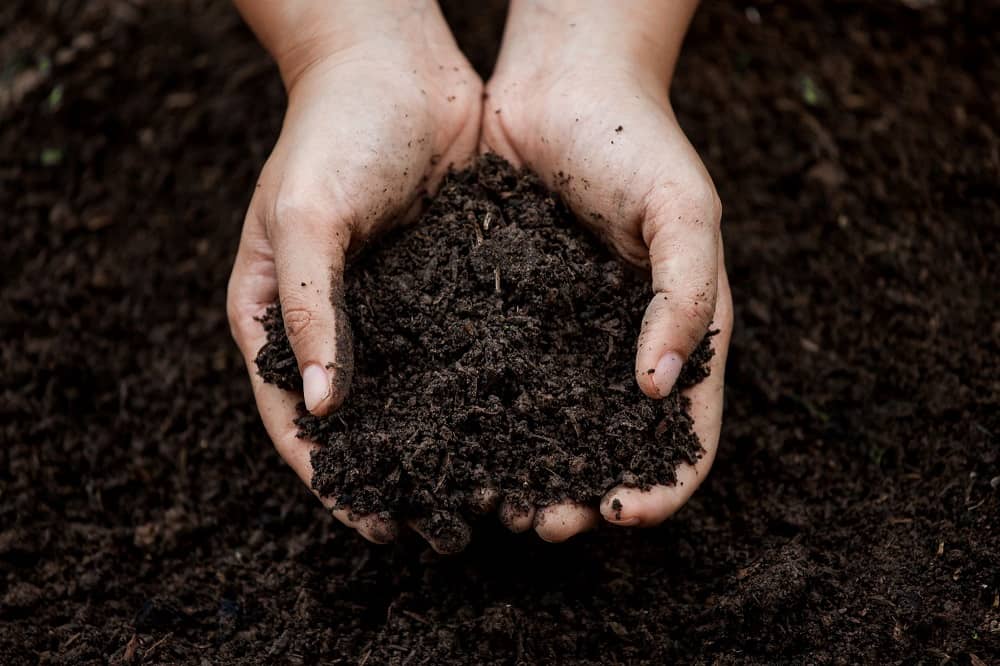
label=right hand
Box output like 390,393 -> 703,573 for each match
479,0 -> 732,543
226,6 -> 482,551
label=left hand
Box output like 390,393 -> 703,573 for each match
227,0 -> 483,552
480,0 -> 733,542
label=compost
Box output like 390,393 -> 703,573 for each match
1,1 -> 997,663
254,154 -> 714,539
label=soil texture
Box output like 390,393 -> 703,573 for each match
255,155 -> 714,533
0,0 -> 998,663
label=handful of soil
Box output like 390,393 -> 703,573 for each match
255,155 -> 714,537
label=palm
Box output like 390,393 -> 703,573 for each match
481,63 -> 733,536
228,46 -> 482,550
484,66 -> 708,258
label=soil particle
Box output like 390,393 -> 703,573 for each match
255,155 -> 715,532
611,498 -> 624,521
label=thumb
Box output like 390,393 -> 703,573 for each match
270,203 -> 355,416
635,186 -> 721,399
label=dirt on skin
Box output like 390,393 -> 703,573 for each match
0,0 -> 998,664
254,155 -> 715,545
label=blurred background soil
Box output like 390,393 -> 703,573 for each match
0,1 -> 997,663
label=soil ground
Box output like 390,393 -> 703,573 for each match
1,1 -> 998,663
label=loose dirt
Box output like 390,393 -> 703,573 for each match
0,0 -> 997,663
254,155 -> 714,542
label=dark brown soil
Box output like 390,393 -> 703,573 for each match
254,155 -> 714,535
1,0 -> 998,664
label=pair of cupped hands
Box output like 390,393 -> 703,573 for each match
227,1 -> 732,553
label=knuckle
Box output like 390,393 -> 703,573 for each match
270,191 -> 332,237
610,235 -> 650,269
268,184 -> 360,254
652,177 -> 722,231
266,191 -> 354,271
678,296 -> 716,344
281,303 -> 316,344
683,294 -> 715,324
675,180 -> 722,229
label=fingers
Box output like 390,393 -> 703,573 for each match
228,210 -> 397,545
243,327 -> 399,544
499,501 -> 536,533
533,503 -> 599,543
604,254 -> 733,527
241,321 -> 399,544
228,221 -> 487,556
411,498 -> 597,548
268,198 -> 355,417
498,500 -> 598,542
634,183 -> 722,399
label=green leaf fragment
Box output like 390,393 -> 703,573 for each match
40,147 -> 63,166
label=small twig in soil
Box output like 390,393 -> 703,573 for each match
566,412 -> 583,439
542,466 -> 565,483
144,632 -> 173,662
401,610 -> 431,625
470,215 -> 485,245
358,641 -> 372,666
435,452 -> 451,492
528,432 -> 569,456
122,634 -> 139,664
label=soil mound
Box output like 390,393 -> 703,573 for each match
255,155 -> 713,529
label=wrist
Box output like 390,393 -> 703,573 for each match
235,0 -> 463,90
499,0 -> 699,87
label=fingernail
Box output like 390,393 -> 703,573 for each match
612,517 -> 640,527
606,497 -> 639,525
652,352 -> 684,398
302,363 -> 331,412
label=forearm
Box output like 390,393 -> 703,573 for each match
232,0 -> 457,88
500,0 -> 699,85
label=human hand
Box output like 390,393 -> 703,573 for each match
227,1 -> 481,550
481,0 -> 733,542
